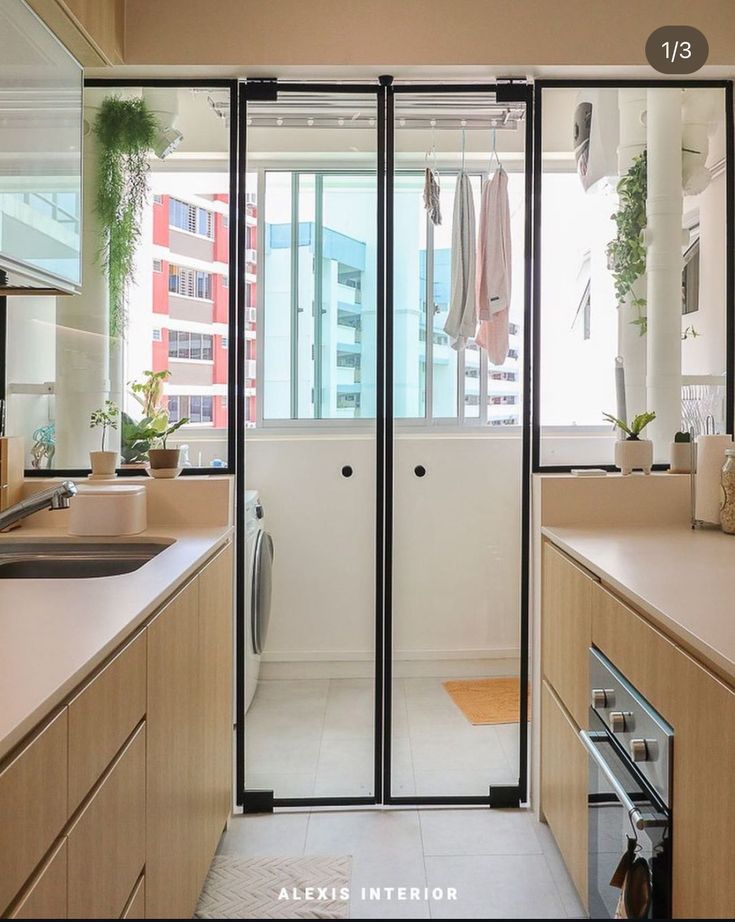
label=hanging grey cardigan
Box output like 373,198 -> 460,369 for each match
443,171 -> 477,351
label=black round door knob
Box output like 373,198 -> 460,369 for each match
414,465 -> 426,478
341,465 -> 354,478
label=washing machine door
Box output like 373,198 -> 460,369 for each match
251,530 -> 274,655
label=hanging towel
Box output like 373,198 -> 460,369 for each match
423,167 -> 442,225
444,171 -> 476,351
475,167 -> 512,365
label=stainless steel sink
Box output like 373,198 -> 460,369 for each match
0,541 -> 173,579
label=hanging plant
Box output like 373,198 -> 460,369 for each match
607,150 -> 648,335
94,96 -> 157,336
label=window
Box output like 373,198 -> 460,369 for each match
168,265 -> 213,300
153,258 -> 162,273
168,395 -> 213,424
152,328 -> 162,342
221,336 -> 228,349
169,330 -> 214,360
222,272 -> 228,288
153,194 -> 163,204
169,198 -> 214,238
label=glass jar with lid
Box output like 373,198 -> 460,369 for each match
720,449 -> 735,534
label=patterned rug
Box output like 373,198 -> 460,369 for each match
443,676 -> 530,725
195,855 -> 352,919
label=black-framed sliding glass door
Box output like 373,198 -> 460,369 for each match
237,78 -> 532,809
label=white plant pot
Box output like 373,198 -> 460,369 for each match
89,450 -> 118,477
669,441 -> 693,474
614,438 -> 653,475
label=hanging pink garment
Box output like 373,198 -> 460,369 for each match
475,168 -> 511,365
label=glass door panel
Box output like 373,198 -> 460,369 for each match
244,92 -> 378,801
391,90 -> 528,798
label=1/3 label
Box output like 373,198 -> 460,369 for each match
646,26 -> 709,74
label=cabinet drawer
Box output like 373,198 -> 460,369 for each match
8,838 -> 67,919
121,875 -> 144,919
541,541 -> 596,727
68,631 -> 146,813
67,724 -> 146,920
0,709 -> 68,914
540,680 -> 587,908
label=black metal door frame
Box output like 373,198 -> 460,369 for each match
237,77 -> 534,810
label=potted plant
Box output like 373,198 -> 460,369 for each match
603,410 -> 656,475
147,417 -> 190,478
89,400 -> 120,477
121,370 -> 172,468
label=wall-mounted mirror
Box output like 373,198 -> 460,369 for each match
538,84 -> 730,467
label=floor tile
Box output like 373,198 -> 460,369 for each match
217,811 -> 309,857
419,808 -> 543,857
424,854 -> 567,919
533,819 -> 587,918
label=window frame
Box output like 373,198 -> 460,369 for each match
253,165 -> 526,432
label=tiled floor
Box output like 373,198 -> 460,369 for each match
245,677 -> 520,798
217,807 -> 586,919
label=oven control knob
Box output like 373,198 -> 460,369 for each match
592,688 -> 615,708
610,711 -> 627,732
630,738 -> 649,762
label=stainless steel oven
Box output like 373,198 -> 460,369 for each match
582,648 -> 673,919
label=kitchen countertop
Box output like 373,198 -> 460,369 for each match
542,524 -> 735,687
0,525 -> 232,762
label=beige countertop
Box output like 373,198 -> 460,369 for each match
0,525 -> 233,762
542,524 -> 735,687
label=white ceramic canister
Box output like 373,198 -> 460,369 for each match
68,484 -> 147,536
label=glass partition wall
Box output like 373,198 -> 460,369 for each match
4,82 -> 236,472
536,83 -> 732,468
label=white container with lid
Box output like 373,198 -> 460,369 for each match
68,484 -> 147,536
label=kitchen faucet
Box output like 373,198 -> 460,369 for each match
0,481 -> 77,531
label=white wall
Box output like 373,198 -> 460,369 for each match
247,431 -> 523,677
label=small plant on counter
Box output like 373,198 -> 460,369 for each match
121,370 -> 172,465
674,431 -> 692,443
602,410 -> 656,441
148,417 -> 190,479
88,399 -> 120,478
89,400 -> 119,451
155,417 -> 190,450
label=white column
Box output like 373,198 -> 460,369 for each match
616,88 -> 648,421
54,95 -> 112,467
645,89 -> 683,456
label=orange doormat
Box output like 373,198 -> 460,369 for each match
442,677 -> 530,725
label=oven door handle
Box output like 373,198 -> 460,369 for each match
579,730 -> 668,831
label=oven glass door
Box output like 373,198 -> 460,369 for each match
587,722 -> 670,919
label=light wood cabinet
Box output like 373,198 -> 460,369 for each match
146,578 -> 206,920
0,539 -> 233,920
67,725 -> 146,919
0,710 -> 68,914
592,583 -> 735,918
198,543 -> 234,873
540,680 -> 587,908
8,839 -> 67,920
67,630 -> 146,813
541,540 -> 596,727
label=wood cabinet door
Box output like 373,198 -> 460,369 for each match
540,680 -> 588,909
198,542 -> 234,873
0,709 -> 68,914
8,838 -> 67,919
541,541 -> 595,727
592,584 -> 735,918
146,578 -> 204,920
67,725 -> 146,919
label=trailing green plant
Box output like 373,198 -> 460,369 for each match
94,96 -> 157,336
602,410 -> 656,441
154,417 -> 190,450
89,399 -> 119,451
607,151 -> 648,335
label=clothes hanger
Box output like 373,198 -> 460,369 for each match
490,126 -> 504,172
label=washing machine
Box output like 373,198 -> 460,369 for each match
245,490 -> 274,712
